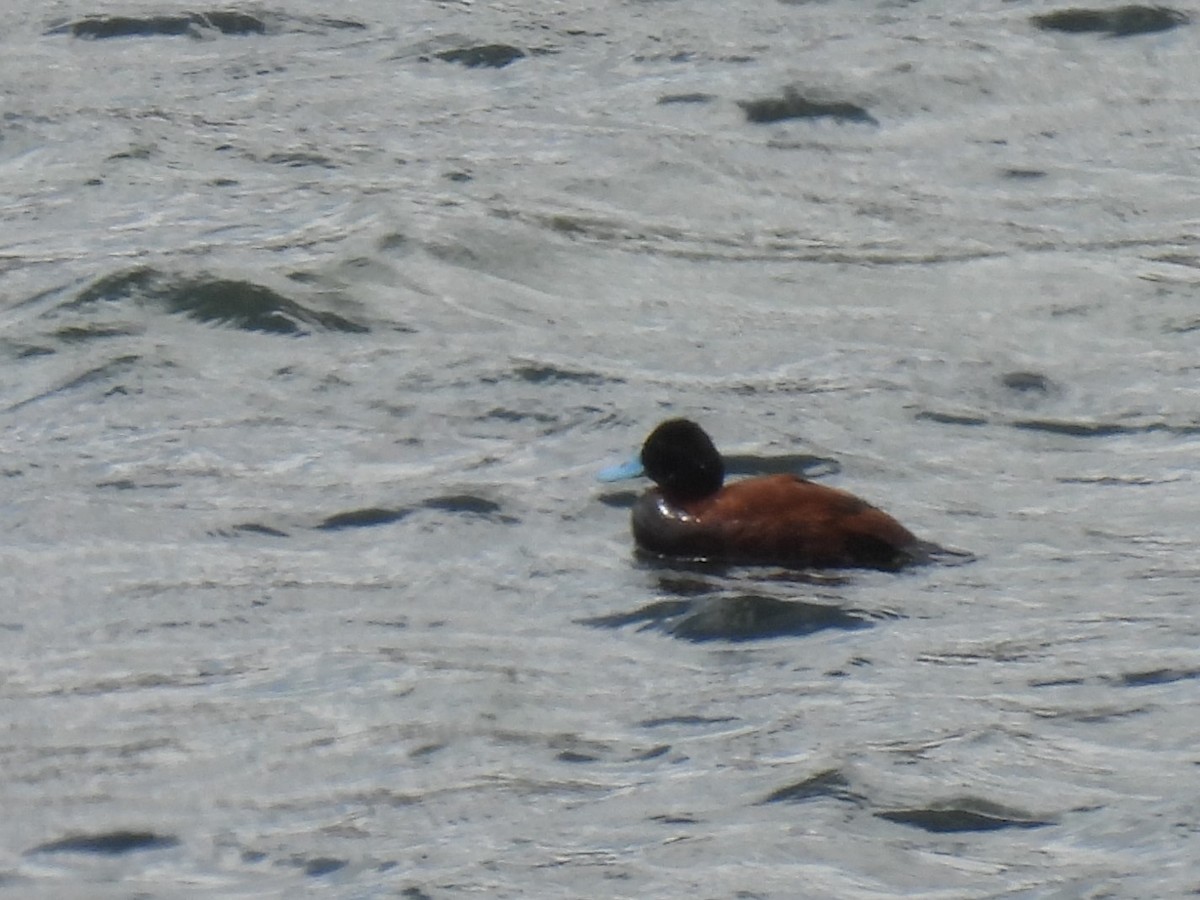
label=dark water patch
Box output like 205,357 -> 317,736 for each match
557,750 -> 600,763
13,343 -> 55,359
29,830 -> 180,855
545,213 -> 596,236
230,522 -> 290,538
485,407 -> 558,424
1011,418 -> 1135,437
318,497 -> 511,530
761,768 -> 862,805
1011,418 -> 1200,437
1111,667 -> 1200,688
632,744 -> 671,760
668,596 -> 872,642
1030,676 -> 1087,688
160,279 -> 366,334
410,742 -> 446,758
658,92 -> 717,105
435,44 -> 526,68
633,47 -> 752,64
915,410 -> 990,427
1001,371 -> 1055,394
317,507 -> 412,531
263,151 -> 336,169
98,478 -> 180,490
420,494 -> 504,517
550,734 -> 669,764
739,88 -> 876,125
401,888 -> 435,900
876,799 -> 1053,833
650,813 -> 700,824
53,323 -> 142,343
583,595 -> 871,642
302,857 -> 348,877
64,268 -> 368,335
108,143 -> 154,160
96,479 -> 133,490
50,12 -> 267,39
548,734 -> 612,763
288,16 -> 368,32
1001,168 -> 1048,180
509,363 -> 621,386
48,11 -> 366,39
1032,6 -> 1188,37
1057,474 -> 1167,485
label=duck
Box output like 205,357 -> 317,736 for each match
600,418 -> 924,570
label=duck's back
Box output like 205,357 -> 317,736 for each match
632,474 -> 918,569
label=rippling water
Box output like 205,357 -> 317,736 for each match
2,0 -> 1199,896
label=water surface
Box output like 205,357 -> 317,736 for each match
2,0 -> 1199,896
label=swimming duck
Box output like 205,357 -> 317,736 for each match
601,418 -> 923,569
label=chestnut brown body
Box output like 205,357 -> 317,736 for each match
632,475 -> 919,569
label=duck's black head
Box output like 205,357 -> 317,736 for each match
640,419 -> 725,501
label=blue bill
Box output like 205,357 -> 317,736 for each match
596,458 -> 645,482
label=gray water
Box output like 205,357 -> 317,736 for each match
3,0 -> 1200,896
